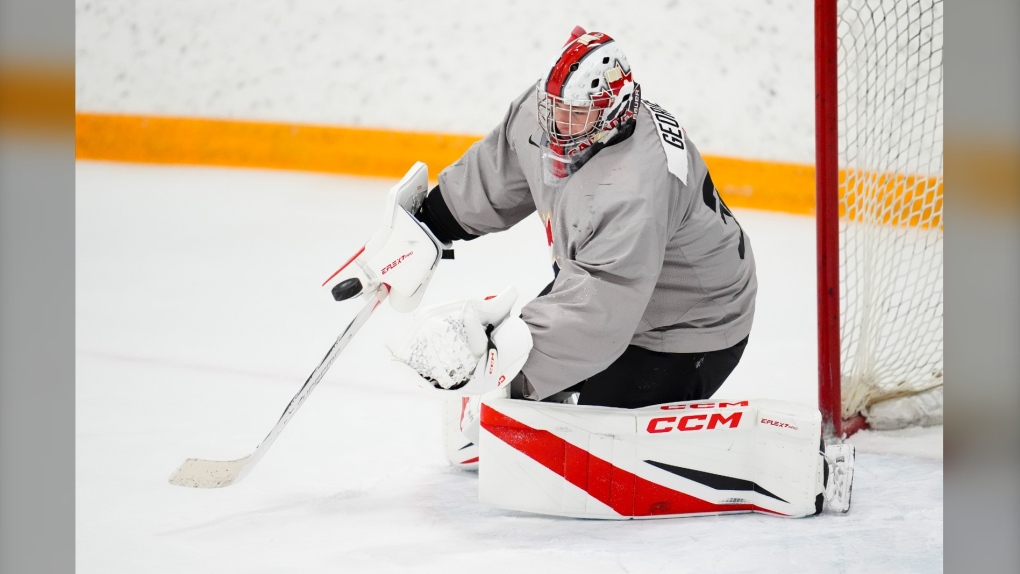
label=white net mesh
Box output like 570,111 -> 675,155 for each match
836,0 -> 943,424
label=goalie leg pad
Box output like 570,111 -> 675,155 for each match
478,397 -> 825,519
443,395 -> 480,470
442,386 -> 511,470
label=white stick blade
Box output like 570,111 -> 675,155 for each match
169,456 -> 251,488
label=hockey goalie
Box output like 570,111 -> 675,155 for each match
325,26 -> 855,518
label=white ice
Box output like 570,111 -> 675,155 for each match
76,161 -> 942,573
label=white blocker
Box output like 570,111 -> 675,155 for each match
478,397 -> 824,519
322,161 -> 443,312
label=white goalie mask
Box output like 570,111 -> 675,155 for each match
536,28 -> 640,183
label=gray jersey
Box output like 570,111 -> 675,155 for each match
438,86 -> 757,399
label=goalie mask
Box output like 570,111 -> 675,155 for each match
537,28 -> 641,184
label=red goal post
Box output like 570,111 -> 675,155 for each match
815,0 -> 944,438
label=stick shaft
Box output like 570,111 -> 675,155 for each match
170,285 -> 389,488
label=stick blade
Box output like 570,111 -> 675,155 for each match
169,456 -> 252,488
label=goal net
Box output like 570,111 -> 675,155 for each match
817,0 -> 943,435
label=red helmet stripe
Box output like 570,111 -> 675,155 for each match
545,35 -> 614,99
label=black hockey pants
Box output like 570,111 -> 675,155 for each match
564,337 -> 749,409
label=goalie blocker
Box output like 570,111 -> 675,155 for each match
478,397 -> 846,519
322,161 -> 445,313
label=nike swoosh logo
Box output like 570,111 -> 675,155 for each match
528,135 -> 541,148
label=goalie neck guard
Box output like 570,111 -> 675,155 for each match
536,27 -> 641,184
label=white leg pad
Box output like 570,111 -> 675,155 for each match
442,395 -> 479,470
478,397 -> 824,519
442,386 -> 510,470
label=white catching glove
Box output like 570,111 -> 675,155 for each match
385,286 -> 534,395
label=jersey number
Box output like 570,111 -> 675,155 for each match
702,172 -> 745,259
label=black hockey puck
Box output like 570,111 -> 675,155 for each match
331,277 -> 363,301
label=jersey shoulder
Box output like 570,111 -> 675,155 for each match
639,99 -> 691,186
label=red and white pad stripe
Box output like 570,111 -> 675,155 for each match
478,397 -> 823,519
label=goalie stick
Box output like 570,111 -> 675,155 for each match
169,280 -> 386,488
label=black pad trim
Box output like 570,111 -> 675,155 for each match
644,459 -> 788,503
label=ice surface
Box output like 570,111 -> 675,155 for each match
76,161 -> 942,573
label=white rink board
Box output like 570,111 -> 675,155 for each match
75,0 -> 817,163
